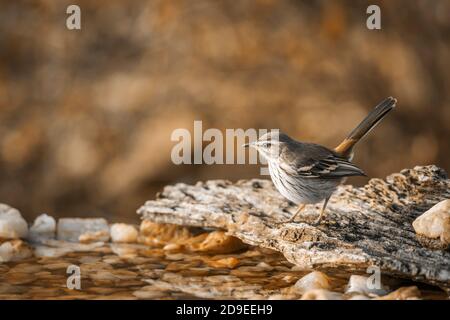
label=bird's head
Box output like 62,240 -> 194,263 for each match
243,131 -> 290,162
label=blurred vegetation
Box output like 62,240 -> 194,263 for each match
0,0 -> 449,222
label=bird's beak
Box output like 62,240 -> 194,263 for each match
242,143 -> 250,148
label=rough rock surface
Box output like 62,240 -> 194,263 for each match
138,165 -> 450,289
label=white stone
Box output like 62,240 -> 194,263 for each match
348,294 -> 371,300
33,240 -> 104,257
0,240 -> 33,262
28,214 -> 56,243
110,223 -> 138,243
33,245 -> 74,258
412,200 -> 450,245
345,275 -> 388,296
300,289 -> 343,300
0,204 -> 28,239
57,218 -> 110,242
294,271 -> 330,294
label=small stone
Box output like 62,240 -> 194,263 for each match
57,218 -> 110,242
79,230 -> 110,243
162,243 -> 182,251
110,243 -> 139,258
0,240 -> 33,263
206,257 -> 240,269
139,220 -> 192,246
33,240 -> 104,257
110,223 -> 138,243
348,294 -> 371,300
345,275 -> 388,296
300,289 -> 343,300
294,271 -> 331,294
376,286 -> 421,300
189,231 -> 247,254
0,204 -> 28,239
28,214 -> 56,243
33,246 -> 73,258
413,200 -> 450,247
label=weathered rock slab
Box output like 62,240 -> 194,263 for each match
138,165 -> 450,289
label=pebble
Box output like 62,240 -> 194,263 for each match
206,257 -> 240,269
28,214 -> 56,243
413,199 -> 450,246
33,246 -> 74,258
110,223 -> 138,243
300,289 -> 343,300
294,271 -> 331,294
79,230 -> 110,243
139,220 -> 192,246
345,275 -> 388,296
348,294 -> 371,300
57,218 -> 110,242
0,240 -> 33,262
190,231 -> 247,254
376,286 -> 421,300
0,204 -> 28,239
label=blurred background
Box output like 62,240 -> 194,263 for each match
0,0 -> 449,223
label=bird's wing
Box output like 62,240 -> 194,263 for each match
295,155 -> 366,179
280,143 -> 366,179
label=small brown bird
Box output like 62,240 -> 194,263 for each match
244,97 -> 397,224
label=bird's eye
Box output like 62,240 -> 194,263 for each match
262,142 -> 271,148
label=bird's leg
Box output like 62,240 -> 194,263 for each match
280,203 -> 306,224
314,196 -> 331,225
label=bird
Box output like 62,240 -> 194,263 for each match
243,97 -> 397,225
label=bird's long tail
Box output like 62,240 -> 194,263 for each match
334,96 -> 397,158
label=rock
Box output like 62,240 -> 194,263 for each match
348,294 -> 371,300
33,240 -> 104,257
110,223 -> 138,243
138,221 -> 192,246
28,214 -> 56,243
33,246 -> 74,258
294,271 -> 331,294
0,204 -> 28,239
345,275 -> 388,296
110,243 -> 140,258
413,200 -> 450,248
0,240 -> 33,262
57,218 -> 109,242
205,257 -> 240,269
376,286 -> 421,300
79,230 -> 110,243
162,243 -> 182,251
137,166 -> 450,288
300,289 -> 343,300
188,231 -> 247,254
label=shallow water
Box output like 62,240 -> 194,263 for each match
0,241 -> 447,300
